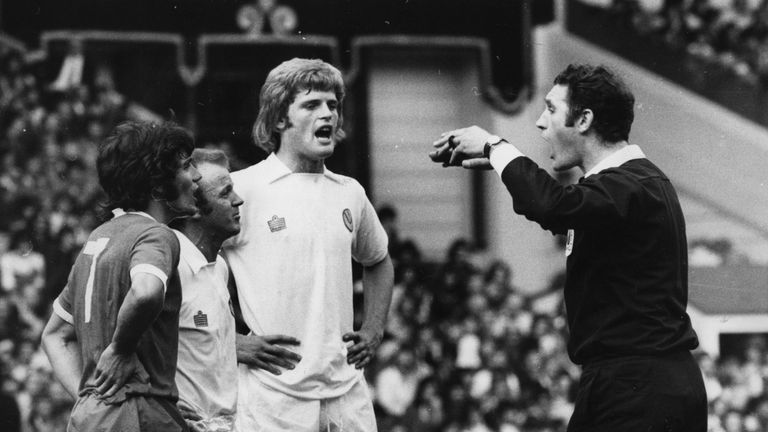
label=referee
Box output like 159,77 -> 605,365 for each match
431,63 -> 706,431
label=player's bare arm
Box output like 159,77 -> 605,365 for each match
41,314 -> 82,398
343,253 -> 394,369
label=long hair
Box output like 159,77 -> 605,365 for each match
97,121 -> 195,212
554,64 -> 635,143
252,58 -> 346,153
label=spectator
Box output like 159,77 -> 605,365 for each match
1,230 -> 44,297
375,347 -> 431,429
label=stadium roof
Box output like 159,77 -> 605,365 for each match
689,266 -> 768,315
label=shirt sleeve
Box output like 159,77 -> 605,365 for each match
352,184 -> 389,266
129,225 -> 180,292
489,142 -> 525,176
500,158 -> 645,234
53,284 -> 74,324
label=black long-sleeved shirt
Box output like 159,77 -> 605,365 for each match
500,156 -> 699,365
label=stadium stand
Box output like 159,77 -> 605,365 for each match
2,4 -> 768,430
0,38 -> 128,432
569,0 -> 768,128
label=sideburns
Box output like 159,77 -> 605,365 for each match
564,107 -> 580,127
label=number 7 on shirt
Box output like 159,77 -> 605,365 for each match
82,238 -> 109,323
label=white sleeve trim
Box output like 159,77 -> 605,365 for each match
130,264 -> 168,293
489,143 -> 525,177
53,299 -> 74,325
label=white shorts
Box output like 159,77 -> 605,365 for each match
235,373 -> 377,432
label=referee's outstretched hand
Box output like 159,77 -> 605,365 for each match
236,334 -> 302,375
430,125 -> 494,169
343,327 -> 382,370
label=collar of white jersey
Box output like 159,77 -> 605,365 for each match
173,229 -> 215,275
262,153 -> 344,184
112,208 -> 157,221
584,144 -> 646,178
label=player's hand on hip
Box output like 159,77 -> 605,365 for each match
342,327 -> 382,369
93,343 -> 138,399
237,334 -> 301,375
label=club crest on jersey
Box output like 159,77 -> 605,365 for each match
193,311 -> 208,327
342,208 -> 353,232
267,215 -> 286,232
565,229 -> 574,257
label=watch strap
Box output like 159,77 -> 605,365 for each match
483,135 -> 505,158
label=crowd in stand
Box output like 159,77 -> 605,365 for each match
0,43 -> 128,432
2,41 -> 768,432
366,208 -> 768,432
596,0 -> 768,85
360,225 -> 577,432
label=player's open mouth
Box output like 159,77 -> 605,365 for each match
315,126 -> 333,143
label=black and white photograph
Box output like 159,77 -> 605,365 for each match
0,1 -> 767,431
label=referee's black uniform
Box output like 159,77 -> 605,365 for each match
501,155 -> 707,432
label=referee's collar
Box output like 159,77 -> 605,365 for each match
262,153 -> 343,184
584,144 -> 646,178
112,208 -> 156,221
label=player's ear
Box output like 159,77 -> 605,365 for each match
577,109 -> 593,133
276,117 -> 286,131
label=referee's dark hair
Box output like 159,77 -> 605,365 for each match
97,121 -> 195,213
554,64 -> 635,144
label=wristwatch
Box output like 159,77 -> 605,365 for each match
483,135 -> 506,158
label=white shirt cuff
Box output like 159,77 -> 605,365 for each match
489,143 -> 525,177
53,299 -> 74,325
130,264 -> 168,293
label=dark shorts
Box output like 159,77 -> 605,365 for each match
567,351 -> 707,432
67,393 -> 188,432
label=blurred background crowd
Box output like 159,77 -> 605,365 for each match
611,0 -> 768,85
2,1 -> 768,431
0,42 -> 127,432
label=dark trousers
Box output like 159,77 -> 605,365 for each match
567,351 -> 707,432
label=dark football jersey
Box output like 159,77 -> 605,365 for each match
54,212 -> 182,401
